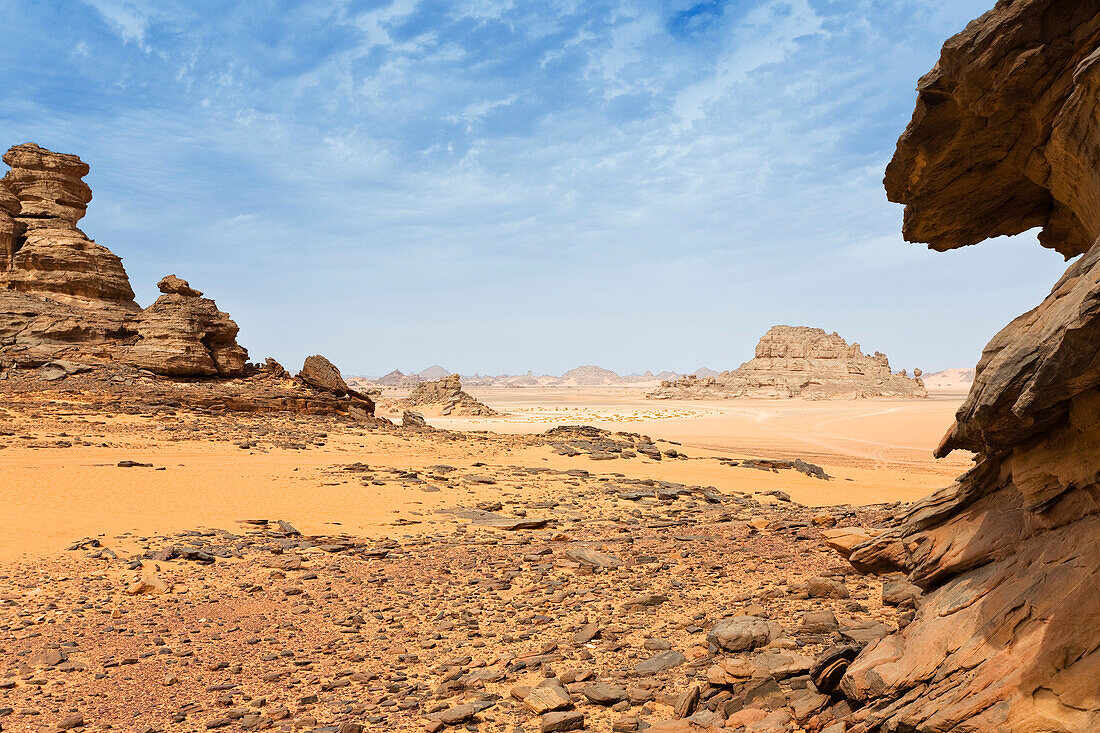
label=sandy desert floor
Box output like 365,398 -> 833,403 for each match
3,389 -> 968,562
0,386 -> 966,733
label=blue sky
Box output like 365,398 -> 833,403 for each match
0,0 -> 1070,375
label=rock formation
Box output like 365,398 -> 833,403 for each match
0,143 -> 247,377
649,326 -> 926,400
400,374 -> 498,416
126,276 -> 248,377
832,3 -> 1100,731
0,143 -> 375,419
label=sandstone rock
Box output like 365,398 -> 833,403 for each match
0,145 -> 256,380
1,142 -> 91,232
583,682 -> 627,706
835,3 -> 1100,730
402,410 -> 428,429
880,574 -> 922,609
125,276 -> 248,377
819,527 -> 879,558
649,326 -> 925,400
2,227 -> 137,303
125,576 -> 172,595
634,649 -> 686,676
750,651 -> 813,680
299,354 -> 348,395
707,616 -> 779,653
540,710 -> 584,733
800,609 -> 839,634
564,547 -> 622,569
810,645 -> 861,695
401,374 -> 498,416
157,274 -> 202,297
524,678 -> 573,714
805,576 -> 848,599
0,184 -> 21,270
707,658 -> 755,685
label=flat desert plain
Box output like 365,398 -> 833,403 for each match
2,388 -> 969,562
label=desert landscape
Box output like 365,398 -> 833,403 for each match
2,1 -> 1099,733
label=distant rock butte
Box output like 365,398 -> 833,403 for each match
648,326 -> 926,400
0,143 -> 373,418
559,364 -> 622,386
401,374 -> 498,416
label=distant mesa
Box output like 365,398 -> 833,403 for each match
560,364 -> 622,386
369,369 -> 417,387
648,325 -> 927,400
0,142 -> 375,419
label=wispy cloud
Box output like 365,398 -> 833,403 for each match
0,0 -> 1066,374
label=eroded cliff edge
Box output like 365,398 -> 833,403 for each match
836,1 -> 1100,731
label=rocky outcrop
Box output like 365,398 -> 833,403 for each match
833,3 -> 1100,731
299,354 -> 349,395
649,326 -> 926,400
400,374 -> 498,416
0,142 -> 375,420
0,143 -> 251,377
0,144 -> 141,368
0,184 -> 21,270
884,2 -> 1100,259
124,276 -> 248,377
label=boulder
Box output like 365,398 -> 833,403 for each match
707,616 -> 780,653
299,354 -> 348,395
402,410 -> 428,429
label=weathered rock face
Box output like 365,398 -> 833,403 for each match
649,326 -> 926,400
2,143 -> 92,232
402,374 -> 498,416
836,3 -> 1100,731
0,144 -> 142,368
0,143 -> 254,378
0,185 -> 21,270
299,354 -> 349,395
4,227 -> 137,303
124,276 -> 248,377
884,2 -> 1100,259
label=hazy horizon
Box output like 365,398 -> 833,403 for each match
1,0 -> 1073,376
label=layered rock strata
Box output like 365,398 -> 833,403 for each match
0,144 -> 142,367
0,143 -> 373,419
649,326 -> 926,400
835,2 -> 1100,731
400,374 -> 498,416
126,276 -> 248,377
